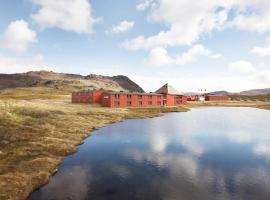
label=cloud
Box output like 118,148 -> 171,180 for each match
254,70 -> 270,85
40,166 -> 90,200
144,47 -> 173,66
149,132 -> 168,153
254,144 -> 270,158
111,20 -> 134,34
228,61 -> 256,74
31,0 -> 97,34
124,0 -> 228,50
176,44 -> 221,65
0,54 -> 57,74
125,0 -> 270,50
0,20 -> 37,52
227,61 -> 270,88
144,44 -> 220,66
229,1 -> 270,33
251,46 -> 270,56
136,0 -> 154,11
131,74 -> 268,93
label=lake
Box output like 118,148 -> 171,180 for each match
28,107 -> 270,200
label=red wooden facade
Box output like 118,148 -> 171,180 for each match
205,95 -> 229,101
101,92 -> 187,107
186,95 -> 229,101
186,95 -> 199,101
72,90 -> 104,104
72,84 -> 187,107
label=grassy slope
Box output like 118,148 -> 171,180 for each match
0,87 -> 70,100
0,88 -> 188,200
1,88 -> 270,200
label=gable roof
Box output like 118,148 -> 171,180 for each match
155,83 -> 183,95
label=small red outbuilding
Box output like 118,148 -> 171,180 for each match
205,95 -> 229,101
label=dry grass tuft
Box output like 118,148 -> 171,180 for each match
0,95 -> 188,200
0,87 -> 70,100
1,88 -> 268,200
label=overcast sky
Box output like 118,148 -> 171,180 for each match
0,0 -> 270,92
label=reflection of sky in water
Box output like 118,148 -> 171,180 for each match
28,107 -> 270,200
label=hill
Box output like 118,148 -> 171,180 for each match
239,88 -> 270,95
189,89 -> 270,102
0,71 -> 144,93
207,90 -> 231,96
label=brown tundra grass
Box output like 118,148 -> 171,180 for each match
0,87 -> 269,200
0,92 -> 188,200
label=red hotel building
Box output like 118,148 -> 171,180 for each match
72,84 -> 187,107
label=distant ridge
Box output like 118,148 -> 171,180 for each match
239,88 -> 270,96
202,89 -> 270,96
201,89 -> 270,101
0,71 -> 145,93
207,91 -> 231,96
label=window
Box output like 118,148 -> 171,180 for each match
139,101 -> 142,107
138,95 -> 142,100
115,94 -> 120,99
114,101 -> 120,106
158,101 -> 162,106
148,95 -> 152,100
127,101 -> 132,106
158,96 -> 161,100
127,95 -> 132,99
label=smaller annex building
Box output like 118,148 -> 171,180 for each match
72,83 -> 187,107
204,95 -> 229,101
186,94 -> 229,101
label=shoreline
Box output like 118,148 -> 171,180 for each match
1,98 -> 270,200
0,99 -> 189,200
187,101 -> 270,110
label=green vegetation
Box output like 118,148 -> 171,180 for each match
0,87 -> 269,200
0,88 -> 189,200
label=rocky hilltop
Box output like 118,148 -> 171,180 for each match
0,71 -> 144,93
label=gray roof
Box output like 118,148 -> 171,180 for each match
155,83 -> 184,95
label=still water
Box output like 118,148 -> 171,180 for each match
29,107 -> 270,200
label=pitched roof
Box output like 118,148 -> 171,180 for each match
155,83 -> 183,95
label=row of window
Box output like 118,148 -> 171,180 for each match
114,101 -> 162,106
114,94 -> 162,100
